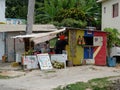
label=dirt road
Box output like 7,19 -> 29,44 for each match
0,65 -> 120,90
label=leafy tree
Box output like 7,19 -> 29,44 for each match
35,0 -> 101,28
104,28 -> 120,56
77,0 -> 101,28
53,8 -> 87,28
6,0 -> 28,19
54,8 -> 86,22
60,18 -> 87,28
5,0 -> 101,28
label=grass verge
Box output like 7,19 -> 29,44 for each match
0,75 -> 10,79
53,77 -> 118,90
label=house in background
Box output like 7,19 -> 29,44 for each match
97,0 -> 120,31
0,0 -> 6,23
98,0 -> 120,64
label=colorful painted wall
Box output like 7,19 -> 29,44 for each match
67,29 -> 107,66
94,32 -> 107,65
68,29 -> 84,65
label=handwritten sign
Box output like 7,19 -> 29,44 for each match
37,54 -> 53,70
22,55 -> 38,69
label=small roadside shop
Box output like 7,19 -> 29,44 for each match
66,28 -> 107,66
12,27 -> 107,70
13,28 -> 67,70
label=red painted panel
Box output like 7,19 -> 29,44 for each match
94,32 -> 107,65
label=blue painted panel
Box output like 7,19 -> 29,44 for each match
84,31 -> 93,37
107,57 -> 116,67
84,47 -> 93,59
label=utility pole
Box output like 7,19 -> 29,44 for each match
26,0 -> 35,34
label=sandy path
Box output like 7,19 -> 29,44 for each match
0,65 -> 120,90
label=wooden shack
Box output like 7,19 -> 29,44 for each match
66,28 -> 107,66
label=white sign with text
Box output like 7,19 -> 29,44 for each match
37,53 -> 53,70
22,55 -> 38,69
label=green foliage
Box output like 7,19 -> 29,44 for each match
54,77 -> 111,90
60,18 -> 87,28
6,0 -> 101,28
49,38 -> 57,48
54,8 -> 86,22
23,48 -> 34,56
53,8 -> 87,28
35,0 -> 61,23
52,61 -> 64,69
104,28 -> 120,56
0,75 -> 10,79
34,0 -> 101,27
104,28 -> 120,48
6,0 -> 28,19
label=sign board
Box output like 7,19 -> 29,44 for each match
93,36 -> 103,46
50,54 -> 67,68
37,54 -> 53,70
22,55 -> 38,69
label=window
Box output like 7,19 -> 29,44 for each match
113,3 -> 119,18
104,7 -> 106,13
84,36 -> 93,45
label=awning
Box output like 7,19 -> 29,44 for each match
32,34 -> 56,44
12,28 -> 66,44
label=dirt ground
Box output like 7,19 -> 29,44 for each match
0,63 -> 120,90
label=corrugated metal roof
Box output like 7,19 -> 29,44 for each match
0,24 -> 57,32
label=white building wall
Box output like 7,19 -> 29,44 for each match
102,0 -> 120,31
0,0 -> 6,23
0,33 -> 5,60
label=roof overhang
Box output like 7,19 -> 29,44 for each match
12,28 -> 66,44
0,24 -> 57,32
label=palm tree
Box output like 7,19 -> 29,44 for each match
78,0 -> 101,27
34,0 -> 101,27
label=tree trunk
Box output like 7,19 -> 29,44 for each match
26,0 -> 35,34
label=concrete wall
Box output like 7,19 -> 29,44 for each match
102,0 -> 120,31
0,33 -> 5,60
0,0 -> 6,23
6,32 -> 25,62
